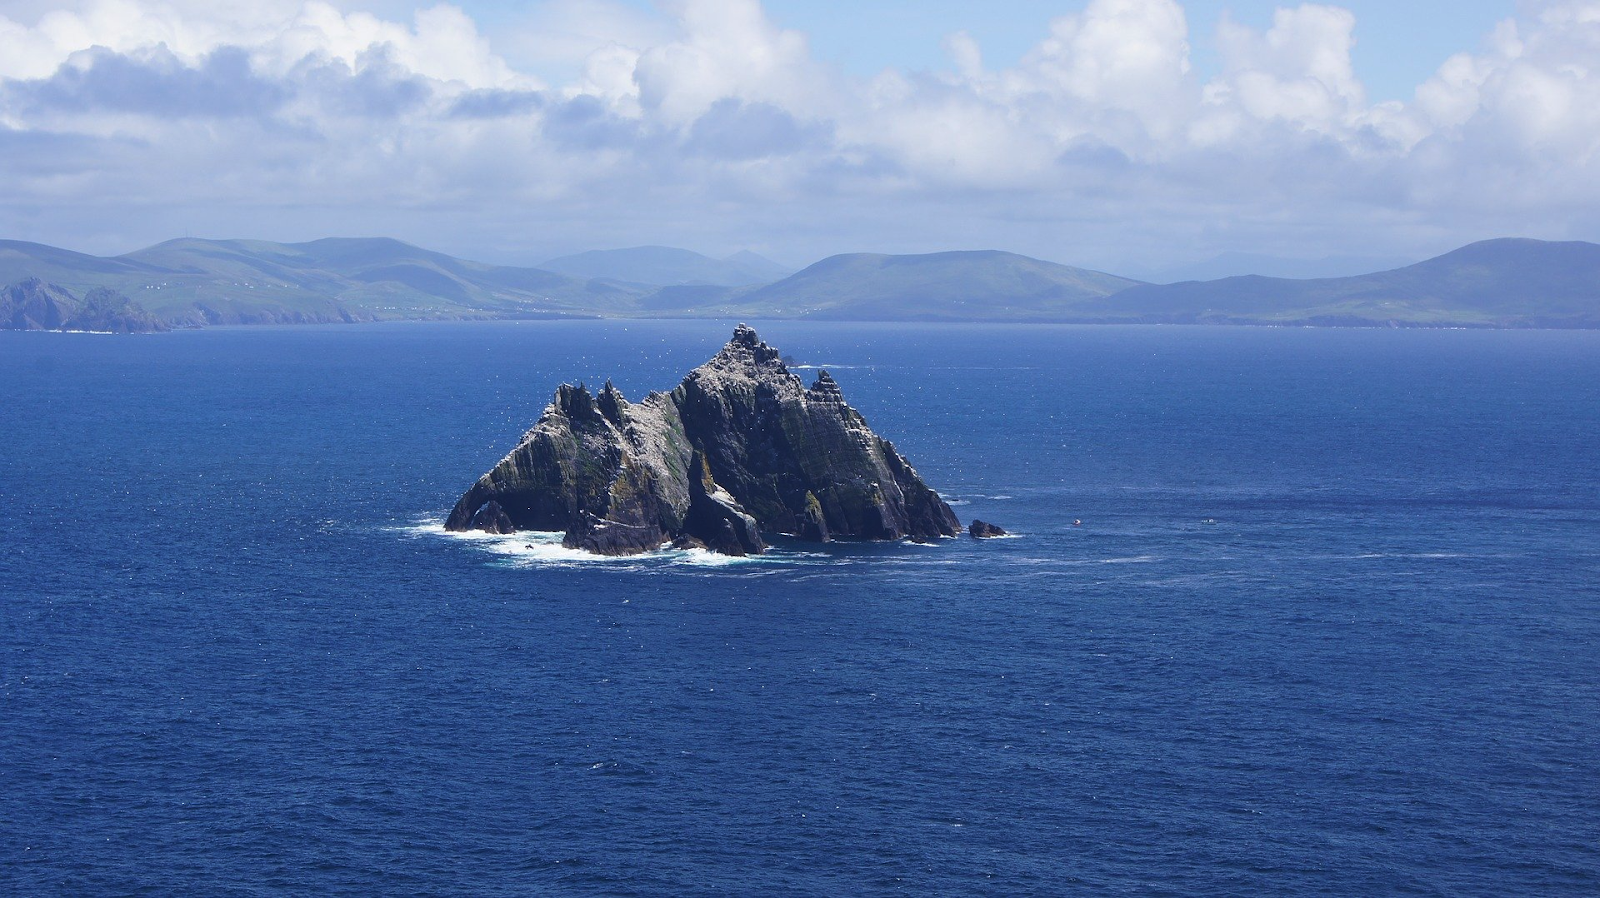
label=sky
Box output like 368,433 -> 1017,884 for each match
1,0 -> 1596,273
458,1 -> 1507,102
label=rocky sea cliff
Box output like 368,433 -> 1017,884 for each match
1,278 -> 167,333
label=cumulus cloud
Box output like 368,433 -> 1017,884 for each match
10,45 -> 288,118
1416,4 -> 1600,154
447,87 -> 544,119
1018,0 -> 1194,142
0,0 -> 1598,268
632,0 -> 825,123
0,1 -> 527,88
684,99 -> 830,160
1211,5 -> 1364,130
495,0 -> 671,81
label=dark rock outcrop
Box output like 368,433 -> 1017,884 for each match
2,279 -> 77,330
683,451 -> 765,556
64,287 -> 169,333
467,500 -> 515,534
1,279 -> 168,333
445,325 -> 961,555
969,519 -> 1008,538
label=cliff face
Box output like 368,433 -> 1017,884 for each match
445,325 -> 960,555
68,287 -> 169,333
1,279 -> 168,333
2,279 -> 77,330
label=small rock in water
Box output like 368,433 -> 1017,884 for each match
969,519 -> 1007,539
671,534 -> 709,552
468,500 -> 515,534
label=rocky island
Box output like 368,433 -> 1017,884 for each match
445,325 -> 962,555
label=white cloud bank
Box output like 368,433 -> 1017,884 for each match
1,0 -> 1599,269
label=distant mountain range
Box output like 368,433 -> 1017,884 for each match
651,250 -> 1141,321
1129,251 -> 1417,284
0,237 -> 644,325
1097,239 -> 1600,328
2,236 -> 1598,331
538,246 -> 792,287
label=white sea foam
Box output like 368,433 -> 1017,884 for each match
401,521 -> 608,566
397,515 -> 848,570
671,547 -> 771,567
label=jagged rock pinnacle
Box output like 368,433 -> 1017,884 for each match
444,326 -> 960,555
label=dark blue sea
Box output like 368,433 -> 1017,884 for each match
3,321 -> 1598,895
